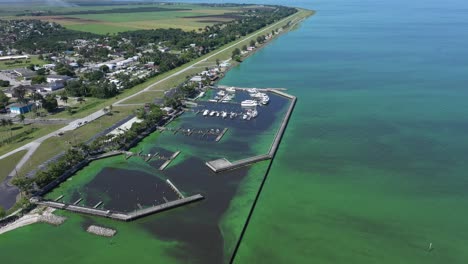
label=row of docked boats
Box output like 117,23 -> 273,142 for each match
241,88 -> 270,106
202,109 -> 258,120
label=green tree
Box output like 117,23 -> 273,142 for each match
100,65 -> 110,73
0,90 -> 9,107
41,94 -> 58,112
60,95 -> 68,105
232,48 -> 241,59
19,114 -> 25,124
12,86 -> 27,104
0,80 -> 10,87
250,39 -> 256,47
11,176 -> 33,194
31,75 -> 47,84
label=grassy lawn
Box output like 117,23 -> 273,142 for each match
0,123 -> 63,157
0,55 -> 47,70
0,150 -> 26,182
119,90 -> 165,105
18,106 -> 138,176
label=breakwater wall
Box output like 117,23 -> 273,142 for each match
31,194 -> 204,221
206,89 -> 297,172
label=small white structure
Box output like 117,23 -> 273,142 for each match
46,75 -> 72,83
190,76 -> 205,82
0,55 -> 29,62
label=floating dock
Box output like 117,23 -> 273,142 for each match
73,198 -> 82,205
215,128 -> 228,142
159,151 -> 181,170
166,179 -> 184,199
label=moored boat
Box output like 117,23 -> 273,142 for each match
241,100 -> 258,107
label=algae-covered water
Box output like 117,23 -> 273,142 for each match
0,87 -> 289,263
2,0 -> 468,263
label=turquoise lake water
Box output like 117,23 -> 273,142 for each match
218,0 -> 468,263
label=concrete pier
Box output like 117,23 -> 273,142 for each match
54,195 -> 64,202
93,201 -> 103,209
31,194 -> 204,221
159,151 -> 181,170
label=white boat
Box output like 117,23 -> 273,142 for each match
242,114 -> 248,120
216,111 -> 220,117
226,87 -> 236,93
241,100 -> 258,107
203,109 -> 209,116
209,111 -> 215,116
250,92 -> 266,98
229,112 -> 235,119
247,88 -> 258,94
260,96 -> 269,105
221,111 -> 228,118
209,99 -> 217,102
248,110 -> 258,118
217,90 -> 226,97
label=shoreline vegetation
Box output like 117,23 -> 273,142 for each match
0,6 -> 314,231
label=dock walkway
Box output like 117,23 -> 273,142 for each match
31,194 -> 204,221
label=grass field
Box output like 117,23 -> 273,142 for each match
119,90 -> 165,105
18,106 -> 138,176
0,123 -> 63,157
0,55 -> 47,70
5,3 -> 250,34
0,150 -> 26,182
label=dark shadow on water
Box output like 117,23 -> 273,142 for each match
140,157 -> 250,264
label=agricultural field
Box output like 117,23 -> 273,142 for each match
2,3 -> 257,34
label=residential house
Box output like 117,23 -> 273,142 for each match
13,68 -> 36,80
8,102 -> 34,114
